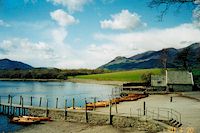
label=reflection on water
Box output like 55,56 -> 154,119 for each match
0,81 -> 114,108
0,115 -> 24,132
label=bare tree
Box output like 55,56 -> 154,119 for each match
175,47 -> 192,70
148,0 -> 197,21
160,48 -> 168,70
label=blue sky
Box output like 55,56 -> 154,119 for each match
0,0 -> 199,68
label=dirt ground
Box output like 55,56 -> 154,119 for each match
17,121 -> 146,133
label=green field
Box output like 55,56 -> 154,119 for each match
75,68 -> 163,82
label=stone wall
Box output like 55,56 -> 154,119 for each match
28,107 -> 166,132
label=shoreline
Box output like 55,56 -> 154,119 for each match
0,78 -> 124,86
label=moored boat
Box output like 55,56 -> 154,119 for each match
22,116 -> 51,121
10,117 -> 40,125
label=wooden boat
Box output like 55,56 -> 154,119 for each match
86,101 -> 109,108
10,117 -> 40,125
22,116 -> 51,121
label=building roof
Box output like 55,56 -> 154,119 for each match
167,71 -> 194,85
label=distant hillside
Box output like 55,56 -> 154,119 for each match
99,43 -> 200,70
0,59 -> 33,70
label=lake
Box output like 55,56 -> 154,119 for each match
0,81 -> 115,132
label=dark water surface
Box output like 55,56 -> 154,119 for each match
0,81 -> 114,132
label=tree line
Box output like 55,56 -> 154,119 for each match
0,68 -> 109,80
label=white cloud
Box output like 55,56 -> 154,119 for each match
47,0 -> 92,13
1,23 -> 200,69
100,10 -> 146,30
0,20 -> 10,27
50,9 -> 78,27
86,23 -> 200,67
51,27 -> 68,44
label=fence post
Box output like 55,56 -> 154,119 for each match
85,98 -> 88,123
143,101 -> 146,116
168,111 -> 170,120
30,96 -> 33,106
115,100 -> 118,114
171,108 -> 173,119
8,95 -> 10,104
93,97 -> 96,111
46,99 -> 48,117
0,96 -> 1,113
19,96 -> 22,105
72,98 -> 75,109
10,96 -> 13,115
39,97 -> 42,107
109,99 -> 112,125
170,97 -> 173,102
56,98 -> 58,109
21,97 -> 24,116
64,99 -> 67,120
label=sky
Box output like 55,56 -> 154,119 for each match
0,0 -> 200,69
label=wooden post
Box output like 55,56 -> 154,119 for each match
64,99 -> 67,120
85,98 -> 88,123
30,96 -> 33,106
93,97 -> 96,111
0,96 -> 1,113
46,99 -> 48,117
56,98 -> 58,109
18,107 -> 20,116
143,101 -> 146,116
72,98 -> 75,109
109,99 -> 112,125
13,107 -> 15,116
39,97 -> 42,107
21,97 -> 24,116
19,96 -> 22,105
170,97 -> 172,102
8,94 -> 10,103
115,100 -> 118,114
10,96 -> 13,115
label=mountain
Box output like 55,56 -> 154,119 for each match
99,43 -> 200,70
0,59 -> 33,70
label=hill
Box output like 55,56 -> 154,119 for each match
76,68 -> 162,82
0,59 -> 33,70
99,43 -> 200,70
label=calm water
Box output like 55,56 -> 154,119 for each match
0,81 -> 115,132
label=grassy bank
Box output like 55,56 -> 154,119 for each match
75,68 -> 163,82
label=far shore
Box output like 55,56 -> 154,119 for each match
0,78 -> 125,86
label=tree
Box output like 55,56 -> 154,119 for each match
175,47 -> 191,70
160,48 -> 168,70
141,72 -> 152,87
148,0 -> 199,21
